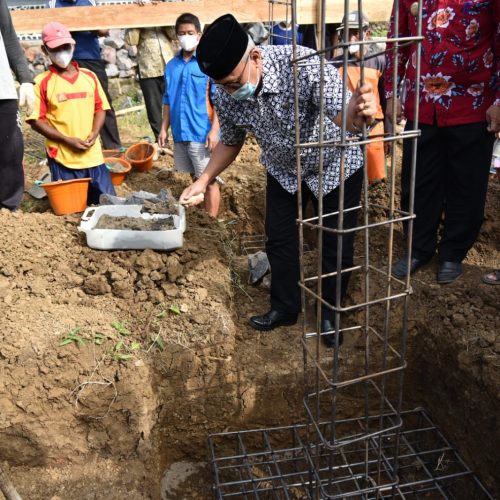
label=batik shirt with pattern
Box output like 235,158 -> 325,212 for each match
385,0 -> 500,126
214,45 -> 363,197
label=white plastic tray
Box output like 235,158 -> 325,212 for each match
78,204 -> 186,250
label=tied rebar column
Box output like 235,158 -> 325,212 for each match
293,0 -> 423,496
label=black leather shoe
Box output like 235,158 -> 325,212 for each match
321,318 -> 344,348
391,256 -> 429,279
437,261 -> 462,284
248,310 -> 298,331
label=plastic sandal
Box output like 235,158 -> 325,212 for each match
481,270 -> 500,285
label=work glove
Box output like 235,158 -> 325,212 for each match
18,82 -> 36,115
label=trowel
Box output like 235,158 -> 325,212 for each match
28,171 -> 51,199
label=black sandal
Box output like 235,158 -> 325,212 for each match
482,270 -> 500,285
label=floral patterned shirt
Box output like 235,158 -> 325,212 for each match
214,45 -> 363,197
385,0 -> 500,126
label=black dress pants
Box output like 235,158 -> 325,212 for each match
0,100 -> 24,211
76,59 -> 122,150
139,76 -> 165,141
402,121 -> 493,263
265,169 -> 363,316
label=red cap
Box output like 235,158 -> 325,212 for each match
42,22 -> 75,49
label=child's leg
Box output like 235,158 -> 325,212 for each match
173,142 -> 195,174
188,142 -> 221,217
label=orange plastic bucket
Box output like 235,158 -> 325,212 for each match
103,149 -> 124,159
125,142 -> 155,172
105,157 -> 132,185
42,178 -> 91,215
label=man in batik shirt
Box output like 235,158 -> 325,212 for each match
386,0 -> 500,283
179,14 -> 378,347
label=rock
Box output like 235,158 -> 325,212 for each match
248,251 -> 269,284
162,282 -> 179,297
104,29 -> 125,49
194,287 -> 208,303
135,249 -> 164,274
33,64 -> 46,75
112,280 -> 134,299
119,69 -> 136,78
24,45 -> 43,63
127,45 -> 138,58
150,270 -> 165,281
105,64 -> 119,78
165,255 -> 183,282
116,49 -> 135,70
101,45 -> 117,65
191,312 -> 209,324
83,276 -> 111,296
451,313 -> 466,328
147,289 -> 163,304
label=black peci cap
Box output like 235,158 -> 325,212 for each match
197,14 -> 249,80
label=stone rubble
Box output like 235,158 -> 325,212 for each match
22,28 -> 142,80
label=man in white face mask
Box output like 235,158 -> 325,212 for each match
27,22 -> 116,208
158,13 -> 221,217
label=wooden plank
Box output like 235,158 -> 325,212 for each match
11,1 -> 392,34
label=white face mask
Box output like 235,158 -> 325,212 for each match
348,44 -> 360,55
178,34 -> 199,52
48,47 -> 74,69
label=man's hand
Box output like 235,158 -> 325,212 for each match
351,83 -> 378,130
18,83 -> 35,115
180,178 -> 208,207
158,128 -> 169,149
385,96 -> 403,124
486,104 -> 500,133
65,137 -> 89,151
205,128 -> 219,153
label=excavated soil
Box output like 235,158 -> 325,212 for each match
1,138 -> 498,499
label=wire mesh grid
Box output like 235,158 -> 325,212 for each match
24,126 -> 47,162
208,409 -> 493,499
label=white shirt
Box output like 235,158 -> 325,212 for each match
0,31 -> 18,100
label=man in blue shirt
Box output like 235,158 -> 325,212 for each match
158,13 -> 220,217
270,21 -> 302,45
48,0 -> 122,150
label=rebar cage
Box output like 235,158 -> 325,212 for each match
208,0 -> 494,497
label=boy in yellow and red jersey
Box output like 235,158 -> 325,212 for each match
333,11 -> 390,183
27,21 -> 115,205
